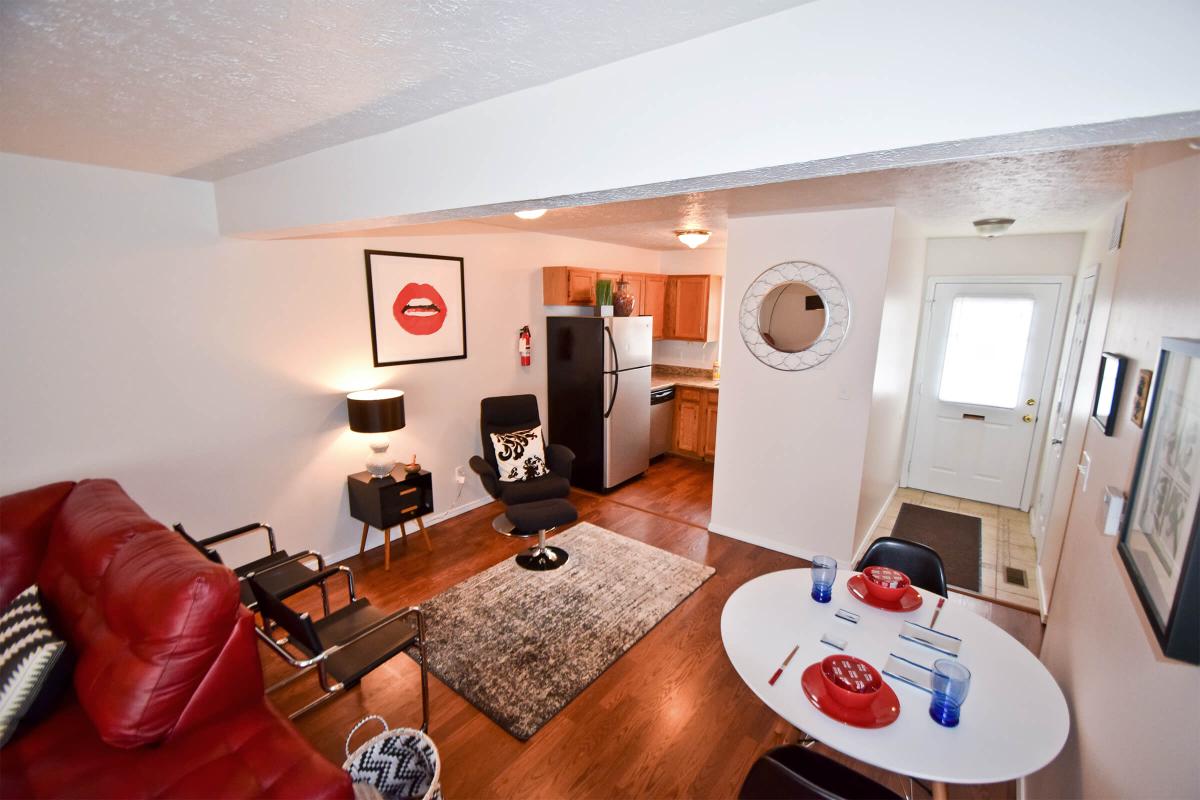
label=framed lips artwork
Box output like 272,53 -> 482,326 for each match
364,250 -> 467,366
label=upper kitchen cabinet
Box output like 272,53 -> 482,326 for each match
620,273 -> 647,316
643,275 -> 666,338
542,266 -> 598,305
664,274 -> 722,342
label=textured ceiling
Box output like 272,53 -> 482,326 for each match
0,0 -> 808,179
325,145 -> 1136,247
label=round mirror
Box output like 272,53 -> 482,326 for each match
739,261 -> 850,371
758,281 -> 827,352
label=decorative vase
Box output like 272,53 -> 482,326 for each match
613,280 -> 635,317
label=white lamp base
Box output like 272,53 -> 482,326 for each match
365,435 -> 395,479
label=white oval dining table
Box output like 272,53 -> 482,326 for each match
721,569 -> 1069,796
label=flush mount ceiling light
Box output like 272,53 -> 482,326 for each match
514,209 -> 547,220
675,229 -> 711,248
973,217 -> 1016,238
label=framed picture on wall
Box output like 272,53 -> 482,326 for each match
1090,352 -> 1127,436
364,250 -> 467,367
1132,368 -> 1153,428
1117,337 -> 1200,664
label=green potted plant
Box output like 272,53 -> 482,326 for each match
594,279 -> 614,317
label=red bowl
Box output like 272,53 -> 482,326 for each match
820,655 -> 882,708
862,566 -> 911,603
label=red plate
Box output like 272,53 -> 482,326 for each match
847,574 -> 923,612
801,663 -> 901,728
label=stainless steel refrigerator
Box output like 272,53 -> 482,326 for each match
546,316 -> 652,491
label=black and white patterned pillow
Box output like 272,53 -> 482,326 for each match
490,426 -> 550,483
0,585 -> 68,746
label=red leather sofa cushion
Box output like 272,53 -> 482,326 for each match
35,479 -> 241,748
1,694 -> 350,799
0,481 -> 74,607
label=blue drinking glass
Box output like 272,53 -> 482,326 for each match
810,555 -> 837,603
929,658 -> 971,727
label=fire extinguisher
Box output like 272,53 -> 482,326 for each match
518,325 -> 532,366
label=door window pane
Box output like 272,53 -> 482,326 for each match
938,296 -> 1034,408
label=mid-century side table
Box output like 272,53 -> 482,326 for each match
347,468 -> 433,570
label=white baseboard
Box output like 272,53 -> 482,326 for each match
325,495 -> 493,565
852,483 -> 899,566
1035,563 -> 1050,621
707,521 -> 827,563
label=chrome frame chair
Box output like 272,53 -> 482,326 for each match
248,567 -> 429,728
173,521 -> 331,616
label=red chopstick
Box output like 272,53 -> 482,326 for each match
769,644 -> 801,686
929,596 -> 946,628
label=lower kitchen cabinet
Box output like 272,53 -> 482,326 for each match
672,386 -> 718,460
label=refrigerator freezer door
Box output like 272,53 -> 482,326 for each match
604,316 -> 653,372
604,365 -> 651,488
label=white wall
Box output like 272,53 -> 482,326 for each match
853,212 -> 927,551
213,0 -> 1200,237
925,233 -> 1084,277
710,207 -> 896,561
1029,142 -> 1200,799
0,153 -> 659,565
653,248 -> 727,369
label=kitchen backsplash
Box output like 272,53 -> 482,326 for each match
652,338 -> 720,370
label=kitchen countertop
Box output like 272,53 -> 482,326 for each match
651,366 -> 720,391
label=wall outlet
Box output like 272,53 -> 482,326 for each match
454,466 -> 466,484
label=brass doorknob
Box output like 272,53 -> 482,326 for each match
1026,398 -> 1036,406
1023,414 -> 1034,423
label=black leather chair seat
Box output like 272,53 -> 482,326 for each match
505,498 -> 578,535
498,473 -> 571,506
739,745 -> 902,800
236,551 -> 319,607
291,597 -> 420,687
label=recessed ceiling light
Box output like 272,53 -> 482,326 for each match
675,229 -> 711,248
514,209 -> 547,220
973,217 -> 1015,238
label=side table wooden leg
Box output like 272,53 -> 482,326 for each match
417,516 -> 433,551
359,522 -> 369,554
399,519 -> 408,548
384,528 -> 391,571
932,780 -> 949,800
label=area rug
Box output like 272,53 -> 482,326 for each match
891,503 -> 982,592
408,522 -> 714,740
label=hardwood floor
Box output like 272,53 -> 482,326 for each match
263,468 -> 1043,800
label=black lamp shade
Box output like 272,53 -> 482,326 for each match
347,389 -> 405,433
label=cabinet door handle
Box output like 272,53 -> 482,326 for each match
400,505 -> 419,514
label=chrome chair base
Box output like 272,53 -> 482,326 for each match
516,544 -> 569,571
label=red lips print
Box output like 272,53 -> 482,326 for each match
393,282 -> 447,336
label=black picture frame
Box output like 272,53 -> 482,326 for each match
364,250 -> 467,367
1117,337 -> 1200,665
1090,352 -> 1127,436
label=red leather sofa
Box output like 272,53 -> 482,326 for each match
0,479 -> 352,799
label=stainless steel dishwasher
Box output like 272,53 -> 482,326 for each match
650,385 -> 675,458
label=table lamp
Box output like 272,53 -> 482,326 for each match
347,389 -> 406,479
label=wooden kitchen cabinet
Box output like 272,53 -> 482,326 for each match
672,386 -> 718,461
620,273 -> 646,315
643,274 -> 667,338
664,274 -> 722,342
542,266 -> 599,305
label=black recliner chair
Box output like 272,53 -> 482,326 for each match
469,394 -> 574,512
470,394 -> 578,570
855,536 -> 949,597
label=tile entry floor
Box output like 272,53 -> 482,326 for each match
866,488 -> 1041,611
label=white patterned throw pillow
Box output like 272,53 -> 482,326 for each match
0,585 -> 68,746
490,426 -> 550,483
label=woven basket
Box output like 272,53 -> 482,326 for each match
342,716 -> 441,800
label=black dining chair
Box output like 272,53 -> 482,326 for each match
739,745 -> 902,800
855,536 -> 949,598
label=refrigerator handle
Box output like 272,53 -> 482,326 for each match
605,324 -> 620,373
603,326 -> 619,419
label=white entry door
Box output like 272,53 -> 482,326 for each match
905,278 -> 1070,509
